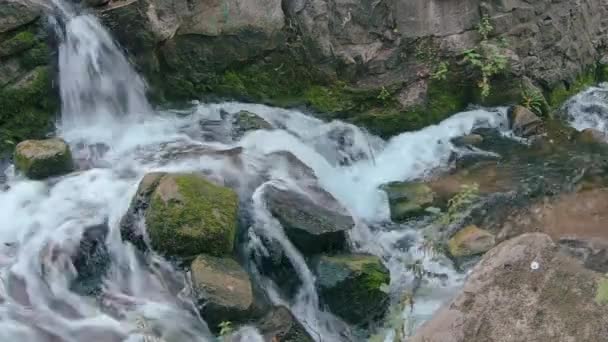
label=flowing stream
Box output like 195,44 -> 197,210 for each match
3,4 -> 601,342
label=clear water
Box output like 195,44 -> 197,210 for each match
0,4 -> 527,341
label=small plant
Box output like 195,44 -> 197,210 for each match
463,16 -> 509,98
477,16 -> 493,40
377,86 -> 391,102
218,321 -> 234,338
431,62 -> 449,81
439,183 -> 480,225
520,86 -> 545,116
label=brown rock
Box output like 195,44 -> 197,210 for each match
508,105 -> 544,138
412,233 -> 608,342
447,225 -> 495,258
577,128 -> 608,145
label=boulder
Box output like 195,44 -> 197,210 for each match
85,0 -> 111,7
508,105 -> 544,138
411,233 -> 608,342
121,173 -> 238,258
312,254 -> 390,326
257,306 -> 314,342
264,185 -> 353,254
232,110 -> 272,139
447,225 -> 495,258
577,128 -> 608,145
190,255 -> 253,332
14,138 -> 74,180
381,181 -> 435,221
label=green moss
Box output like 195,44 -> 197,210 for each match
14,138 -> 73,179
0,31 -> 36,57
354,77 -> 470,137
596,277 -> 608,305
548,69 -> 596,109
146,174 -> 238,258
19,42 -> 50,69
0,66 -> 55,154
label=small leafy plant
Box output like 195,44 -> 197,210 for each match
218,321 -> 233,338
463,16 -> 509,98
520,86 -> 545,116
431,62 -> 449,81
439,183 -> 480,225
377,86 -> 391,102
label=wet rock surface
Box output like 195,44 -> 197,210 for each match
264,185 -> 354,255
14,138 -> 74,179
312,254 -> 390,326
190,255 -> 253,332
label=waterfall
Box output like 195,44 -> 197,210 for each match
0,1 -> 517,341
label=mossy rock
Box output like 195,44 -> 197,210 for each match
14,138 -> 73,179
312,254 -> 390,326
448,225 -> 496,258
0,66 -> 55,154
145,173 -> 238,258
190,254 -> 253,332
232,110 -> 272,139
547,69 -> 596,109
382,181 -> 436,222
0,31 -> 36,58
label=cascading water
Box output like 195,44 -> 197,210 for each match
0,2 -> 517,341
564,83 -> 608,135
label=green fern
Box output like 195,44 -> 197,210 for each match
439,183 -> 480,225
520,87 -> 544,116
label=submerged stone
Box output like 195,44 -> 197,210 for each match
577,128 -> 608,145
382,181 -> 435,221
451,134 -> 483,147
264,185 -> 353,255
257,306 -> 314,342
312,254 -> 390,326
71,221 -> 110,296
14,138 -> 73,179
448,225 -> 495,258
190,255 -> 253,332
232,110 -> 272,139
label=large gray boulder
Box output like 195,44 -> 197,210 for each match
0,0 -> 40,33
412,233 -> 608,342
264,185 -> 354,255
256,306 -> 314,342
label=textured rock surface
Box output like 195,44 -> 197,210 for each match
448,225 -> 495,258
509,105 -> 544,138
190,255 -> 253,331
382,181 -> 436,221
264,185 -> 354,254
256,306 -> 314,342
96,0 -> 608,136
120,173 -> 239,258
412,233 -> 608,342
312,254 -> 390,326
14,138 -> 73,179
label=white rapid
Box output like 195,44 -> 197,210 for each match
564,83 -> 608,135
0,4 -> 513,342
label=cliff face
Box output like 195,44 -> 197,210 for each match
0,0 -> 607,144
94,0 -> 608,135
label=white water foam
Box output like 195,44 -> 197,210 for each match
0,3 -> 514,341
564,83 -> 608,134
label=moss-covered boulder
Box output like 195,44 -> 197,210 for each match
448,225 -> 496,258
382,181 -> 436,222
257,306 -> 314,342
190,254 -> 253,332
264,185 -> 354,255
14,138 -> 73,179
231,110 -> 272,140
140,173 -> 238,258
312,254 -> 390,326
508,105 -> 544,138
